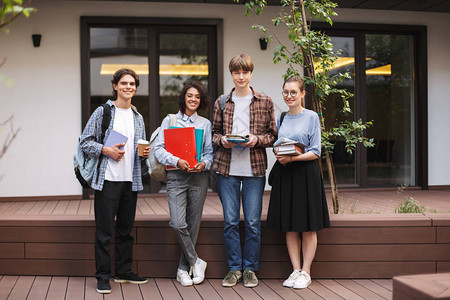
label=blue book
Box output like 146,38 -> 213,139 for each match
170,126 -> 203,162
104,129 -> 128,156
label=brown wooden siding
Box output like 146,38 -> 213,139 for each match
0,190 -> 449,279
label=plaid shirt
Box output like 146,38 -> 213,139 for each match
212,88 -> 277,177
79,100 -> 146,191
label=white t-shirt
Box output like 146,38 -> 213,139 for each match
105,107 -> 135,182
229,92 -> 253,177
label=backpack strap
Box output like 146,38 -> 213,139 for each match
219,94 -> 228,134
220,94 -> 227,111
95,103 -> 112,183
168,114 -> 177,127
280,111 -> 287,127
100,103 -> 111,143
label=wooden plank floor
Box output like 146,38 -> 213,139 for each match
0,189 -> 449,217
0,276 -> 393,300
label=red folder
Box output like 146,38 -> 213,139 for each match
164,127 -> 197,170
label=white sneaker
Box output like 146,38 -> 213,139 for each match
283,270 -> 302,287
177,269 -> 193,286
192,258 -> 207,284
293,271 -> 311,289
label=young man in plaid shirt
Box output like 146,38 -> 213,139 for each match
212,54 -> 277,288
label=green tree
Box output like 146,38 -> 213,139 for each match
1,0 -> 35,33
241,0 -> 374,213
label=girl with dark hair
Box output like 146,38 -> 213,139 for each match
153,81 -> 213,287
266,77 -> 330,289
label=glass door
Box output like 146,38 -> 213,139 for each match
365,34 -> 415,186
321,36 -> 357,186
86,22 -> 218,194
321,32 -> 417,188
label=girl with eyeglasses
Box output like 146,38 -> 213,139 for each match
266,77 -> 330,289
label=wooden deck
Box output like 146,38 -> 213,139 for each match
0,275 -> 393,300
0,189 -> 449,282
0,188 -> 449,217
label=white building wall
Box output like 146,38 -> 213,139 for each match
0,0 -> 448,197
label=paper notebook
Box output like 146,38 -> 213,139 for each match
104,130 -> 128,157
225,134 -> 249,144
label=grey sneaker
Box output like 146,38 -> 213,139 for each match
222,270 -> 242,287
243,269 -> 258,288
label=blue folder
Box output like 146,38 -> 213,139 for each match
170,126 -> 203,162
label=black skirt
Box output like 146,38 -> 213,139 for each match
266,159 -> 331,232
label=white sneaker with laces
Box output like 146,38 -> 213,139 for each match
283,270 -> 302,287
177,268 -> 193,286
192,258 -> 207,284
293,271 -> 311,289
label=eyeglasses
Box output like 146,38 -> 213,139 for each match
282,90 -> 298,97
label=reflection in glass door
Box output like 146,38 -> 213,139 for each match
159,33 -> 209,123
321,36 -> 356,186
321,32 -> 416,188
90,27 -> 149,127
366,34 -> 415,186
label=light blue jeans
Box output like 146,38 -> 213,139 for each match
217,174 -> 265,271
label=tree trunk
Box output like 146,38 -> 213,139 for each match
325,152 -> 339,213
299,0 -> 340,213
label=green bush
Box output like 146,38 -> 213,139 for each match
395,197 -> 426,213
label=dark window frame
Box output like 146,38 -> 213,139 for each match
311,22 -> 428,189
80,16 -> 223,197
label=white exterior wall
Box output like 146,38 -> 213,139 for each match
0,0 -> 448,197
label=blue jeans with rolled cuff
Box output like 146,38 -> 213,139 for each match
217,174 -> 265,271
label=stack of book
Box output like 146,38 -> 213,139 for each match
275,144 -> 304,155
273,137 -> 305,156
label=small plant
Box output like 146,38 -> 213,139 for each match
396,184 -> 408,194
395,197 -> 426,214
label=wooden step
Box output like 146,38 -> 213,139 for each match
1,212 -> 449,278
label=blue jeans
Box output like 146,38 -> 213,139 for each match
217,174 -> 265,271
